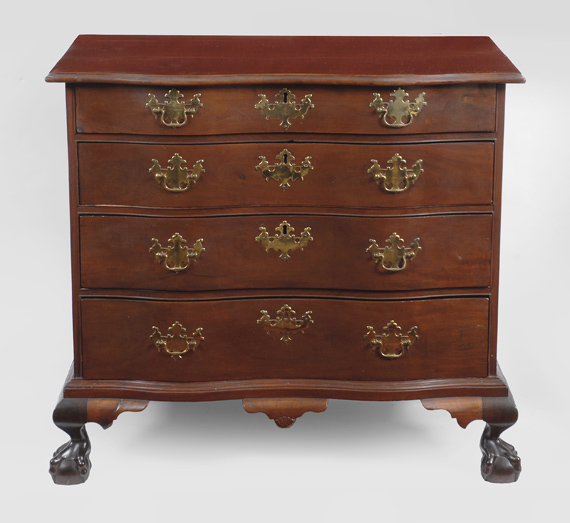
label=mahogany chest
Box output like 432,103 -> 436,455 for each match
46,35 -> 524,484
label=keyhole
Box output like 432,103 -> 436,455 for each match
283,153 -> 288,164
282,224 -> 288,235
283,91 -> 288,103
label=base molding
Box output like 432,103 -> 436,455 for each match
51,365 -> 519,484
63,375 -> 508,402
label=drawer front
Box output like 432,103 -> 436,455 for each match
81,297 -> 489,382
78,142 -> 494,209
75,84 -> 496,136
79,214 -> 492,292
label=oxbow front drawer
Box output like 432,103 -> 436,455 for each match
80,297 -> 489,382
74,83 -> 497,136
78,141 -> 495,209
79,214 -> 492,292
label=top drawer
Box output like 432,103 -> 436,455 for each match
74,84 -> 497,136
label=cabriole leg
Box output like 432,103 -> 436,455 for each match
421,392 -> 521,483
50,397 -> 148,485
479,394 -> 521,483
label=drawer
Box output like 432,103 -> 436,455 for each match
75,84 -> 496,136
78,142 -> 495,209
79,214 -> 492,292
81,297 -> 489,382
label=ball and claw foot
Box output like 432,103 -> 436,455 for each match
50,396 -> 148,485
49,426 -> 92,485
480,423 -> 521,483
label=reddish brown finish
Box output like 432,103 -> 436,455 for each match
422,396 -> 484,428
47,35 -> 524,86
79,214 -> 492,292
78,141 -> 495,210
243,398 -> 328,428
80,296 -> 489,382
488,85 -> 506,376
50,393 -> 147,485
48,36 -> 522,483
421,389 -> 520,483
74,84 -> 497,136
64,375 -> 509,402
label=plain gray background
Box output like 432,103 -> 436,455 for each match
1,1 -> 568,521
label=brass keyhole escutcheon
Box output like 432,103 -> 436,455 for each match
255,220 -> 313,261
258,304 -> 313,343
256,149 -> 313,191
254,88 -> 314,130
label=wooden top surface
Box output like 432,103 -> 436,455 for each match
46,35 -> 524,86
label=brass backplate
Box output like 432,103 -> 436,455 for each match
254,88 -> 314,130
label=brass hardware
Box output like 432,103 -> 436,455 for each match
149,154 -> 205,192
150,321 -> 204,360
370,88 -> 426,127
367,233 -> 421,271
255,221 -> 313,261
256,149 -> 313,191
254,88 -> 314,130
364,320 -> 419,359
258,304 -> 313,343
149,232 -> 205,272
368,154 -> 423,193
146,89 -> 202,127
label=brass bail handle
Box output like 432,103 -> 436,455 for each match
146,88 -> 203,127
364,320 -> 419,359
149,154 -> 205,192
370,88 -> 426,127
150,321 -> 205,360
149,232 -> 205,272
367,232 -> 421,271
368,154 -> 423,193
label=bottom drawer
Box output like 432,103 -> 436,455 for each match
81,297 -> 489,382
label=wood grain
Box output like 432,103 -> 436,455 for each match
78,141 -> 495,210
79,213 -> 493,292
74,84 -> 497,136
80,296 -> 489,382
47,35 -> 524,85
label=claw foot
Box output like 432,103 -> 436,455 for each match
480,424 -> 521,483
49,426 -> 91,485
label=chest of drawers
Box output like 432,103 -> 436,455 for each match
47,35 -> 524,485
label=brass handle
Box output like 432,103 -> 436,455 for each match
370,88 -> 426,127
149,154 -> 204,192
150,321 -> 204,360
255,221 -> 313,261
149,232 -> 205,272
254,88 -> 314,130
368,154 -> 423,193
258,304 -> 313,343
256,149 -> 313,191
364,320 -> 419,359
146,88 -> 202,127
367,232 -> 420,271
